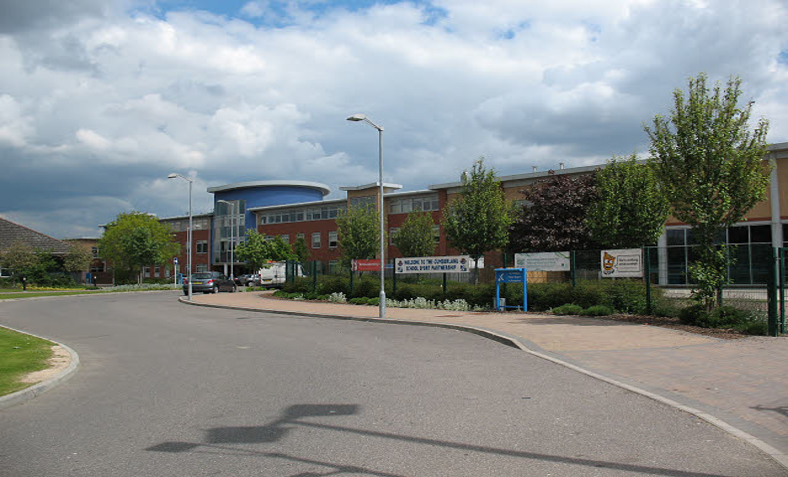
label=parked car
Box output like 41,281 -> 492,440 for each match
258,262 -> 305,288
183,271 -> 237,294
235,274 -> 262,287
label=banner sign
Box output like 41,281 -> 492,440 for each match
395,255 -> 470,274
514,252 -> 570,271
352,259 -> 381,272
601,248 -> 643,278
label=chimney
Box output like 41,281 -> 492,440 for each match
559,162 -> 565,170
532,166 -> 537,173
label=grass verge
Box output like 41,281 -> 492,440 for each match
0,291 -> 101,300
0,327 -> 54,396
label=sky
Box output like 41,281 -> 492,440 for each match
1,0 -> 787,239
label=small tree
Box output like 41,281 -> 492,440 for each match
442,158 -> 513,280
393,211 -> 436,258
508,172 -> 598,253
99,212 -> 180,284
336,204 -> 381,269
0,241 -> 37,284
586,154 -> 670,249
645,73 -> 771,309
63,244 -> 93,276
292,236 -> 310,263
235,232 -> 296,272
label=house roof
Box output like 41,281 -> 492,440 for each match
0,217 -> 71,254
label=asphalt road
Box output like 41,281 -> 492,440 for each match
0,292 -> 784,477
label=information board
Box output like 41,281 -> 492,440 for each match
395,255 -> 470,274
601,248 -> 643,278
352,259 -> 380,272
514,252 -> 570,271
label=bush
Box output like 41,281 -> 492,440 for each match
349,297 -> 369,305
368,297 -> 380,306
328,292 -> 347,303
351,277 -> 378,298
273,290 -> 289,298
678,304 -> 707,326
317,276 -> 349,296
552,304 -> 584,315
282,277 -> 311,294
582,305 -> 614,316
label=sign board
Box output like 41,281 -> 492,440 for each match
395,255 -> 470,274
496,269 -> 526,283
601,248 -> 643,278
173,257 -> 179,265
352,259 -> 381,272
514,252 -> 570,271
494,268 -> 528,311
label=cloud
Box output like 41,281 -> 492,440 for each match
0,0 -> 786,238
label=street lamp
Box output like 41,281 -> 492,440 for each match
347,113 -> 386,319
168,173 -> 193,301
217,200 -> 235,281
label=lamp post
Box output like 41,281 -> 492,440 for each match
168,173 -> 193,301
217,200 -> 235,281
347,113 -> 386,319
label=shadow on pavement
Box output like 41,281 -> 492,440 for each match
146,403 -> 732,477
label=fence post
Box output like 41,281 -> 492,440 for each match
570,250 -> 577,287
768,248 -> 779,337
311,261 -> 317,292
780,247 -> 785,334
393,266 -> 397,295
644,247 -> 652,315
349,269 -> 354,296
442,273 -> 447,296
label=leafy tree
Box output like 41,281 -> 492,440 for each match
292,236 -> 310,263
336,204 -> 381,269
0,241 -> 37,278
63,244 -> 93,275
235,231 -> 296,272
645,73 -> 771,309
442,158 -> 513,280
98,212 -> 180,284
393,211 -> 437,258
586,154 -> 670,248
508,172 -> 598,253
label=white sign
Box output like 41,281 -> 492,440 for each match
514,252 -> 570,271
173,257 -> 179,265
601,248 -> 643,277
395,255 -> 471,274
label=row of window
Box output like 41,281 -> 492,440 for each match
260,205 -> 345,225
389,225 -> 441,245
165,217 -> 210,232
389,194 -> 439,214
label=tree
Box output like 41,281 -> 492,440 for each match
393,211 -> 436,258
0,241 -> 37,284
63,244 -> 93,275
585,154 -> 670,249
645,73 -> 771,309
98,212 -> 180,284
336,204 -> 381,269
508,172 -> 598,253
442,158 -> 513,278
234,231 -> 296,272
292,236 -> 310,263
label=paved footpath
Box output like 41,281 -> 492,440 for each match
189,291 -> 788,465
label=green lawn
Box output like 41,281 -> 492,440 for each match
0,327 -> 54,396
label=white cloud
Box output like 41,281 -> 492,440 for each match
0,0 -> 786,238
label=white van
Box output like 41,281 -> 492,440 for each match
258,262 -> 305,288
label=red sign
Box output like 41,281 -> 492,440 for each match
352,259 -> 381,271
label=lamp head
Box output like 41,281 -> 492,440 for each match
346,114 -> 366,122
167,173 -> 177,179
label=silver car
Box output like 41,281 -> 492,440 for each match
183,272 -> 237,294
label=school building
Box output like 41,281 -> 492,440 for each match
145,142 -> 788,286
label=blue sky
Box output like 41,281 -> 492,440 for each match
0,0 -> 787,238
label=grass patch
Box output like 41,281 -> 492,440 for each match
0,327 -> 54,396
0,291 -> 101,300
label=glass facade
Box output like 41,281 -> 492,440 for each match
389,194 -> 439,214
260,203 -> 345,225
213,200 -> 246,264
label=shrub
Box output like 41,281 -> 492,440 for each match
273,290 -> 289,298
318,276 -> 349,296
552,304 -> 584,315
349,297 -> 369,305
678,304 -> 707,326
317,294 -> 329,301
282,277 -> 311,294
351,277 -> 378,298
368,297 -> 380,306
582,305 -> 614,316
305,292 -> 320,300
328,292 -> 347,303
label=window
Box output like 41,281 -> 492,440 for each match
389,227 -> 400,245
350,196 -> 376,209
154,266 -> 160,277
91,247 -> 99,258
297,233 -> 305,241
432,225 -> 440,242
144,266 -> 151,278
196,264 -> 208,272
165,268 -> 171,278
328,260 -> 340,275
265,235 -> 275,242
196,240 -> 208,254
328,231 -> 338,248
389,194 -> 439,214
312,232 -> 321,249
281,234 -> 289,243
264,204 -> 346,224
